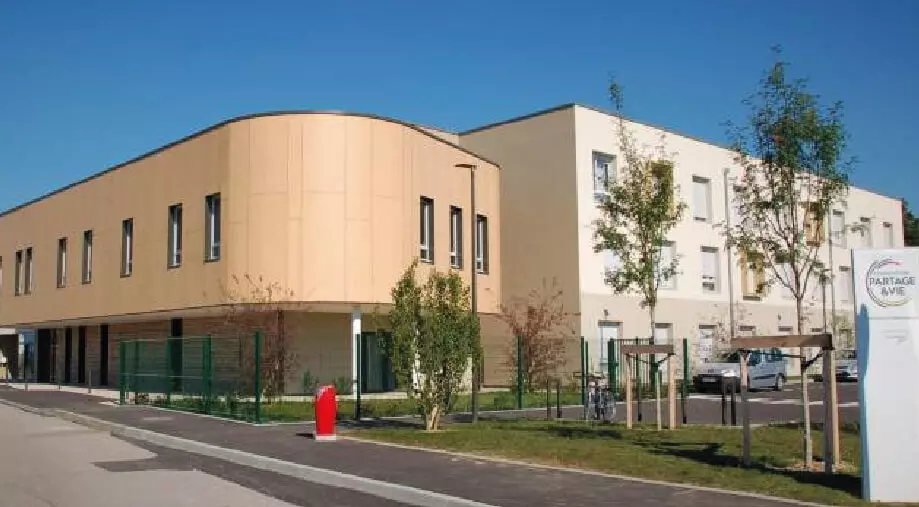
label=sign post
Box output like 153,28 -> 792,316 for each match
852,248 -> 919,503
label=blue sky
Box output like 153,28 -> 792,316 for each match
2,1 -> 917,211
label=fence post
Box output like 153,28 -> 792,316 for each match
635,337 -> 642,423
165,337 -> 172,405
204,335 -> 213,415
516,335 -> 524,410
254,331 -> 262,424
119,341 -> 126,405
555,379 -> 561,419
579,337 -> 587,418
608,339 -> 616,398
682,337 -> 689,425
133,340 -> 140,402
354,333 -> 362,421
545,377 -> 550,421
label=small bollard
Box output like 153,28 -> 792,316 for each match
730,381 -> 737,426
721,379 -> 728,426
87,368 -> 92,394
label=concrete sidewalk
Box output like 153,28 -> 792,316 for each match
0,387 -> 830,507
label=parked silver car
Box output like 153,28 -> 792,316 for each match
693,348 -> 787,392
835,349 -> 858,382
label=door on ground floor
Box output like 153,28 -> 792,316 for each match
99,325 -> 109,386
361,331 -> 396,393
78,326 -> 86,384
64,328 -> 73,384
36,329 -> 52,383
597,321 -> 621,372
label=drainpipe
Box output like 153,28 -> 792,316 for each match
722,168 -> 736,338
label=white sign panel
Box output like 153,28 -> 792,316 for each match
852,248 -> 919,503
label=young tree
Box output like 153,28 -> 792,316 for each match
498,278 -> 576,391
388,261 -> 480,431
725,49 -> 852,468
902,199 -> 919,247
593,81 -> 688,342
219,274 -> 298,399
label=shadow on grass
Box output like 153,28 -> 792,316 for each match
631,438 -> 861,498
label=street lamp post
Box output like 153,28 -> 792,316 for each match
456,163 -> 480,423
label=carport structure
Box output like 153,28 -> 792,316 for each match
730,333 -> 840,473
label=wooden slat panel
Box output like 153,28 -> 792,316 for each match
731,333 -> 832,350
620,344 -> 675,355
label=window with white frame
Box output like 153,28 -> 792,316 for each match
0,256 -> 3,294
657,241 -> 676,289
837,266 -> 852,302
697,325 -> 715,363
859,217 -> 872,247
449,206 -> 463,269
24,247 -> 33,294
56,237 -> 67,288
168,204 -> 183,268
731,185 -> 743,225
475,214 -> 489,274
419,197 -> 434,263
592,152 -> 615,197
205,193 -> 221,261
602,250 -> 620,276
121,218 -> 134,277
82,230 -> 93,284
883,222 -> 894,247
831,210 -> 846,247
700,246 -> 719,292
14,250 -> 22,296
692,176 -> 712,222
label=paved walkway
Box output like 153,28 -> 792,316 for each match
0,387 -> 829,507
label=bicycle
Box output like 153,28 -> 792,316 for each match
588,378 -> 617,422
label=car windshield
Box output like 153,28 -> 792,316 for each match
710,352 -> 741,363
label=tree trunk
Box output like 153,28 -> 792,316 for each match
796,297 -> 814,468
426,404 -> 440,431
650,306 -> 662,430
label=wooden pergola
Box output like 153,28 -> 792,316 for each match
620,343 -> 677,430
730,333 -> 840,474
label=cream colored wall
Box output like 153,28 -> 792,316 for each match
283,311 -> 352,393
0,113 -> 499,328
572,105 -> 903,369
460,108 -> 581,331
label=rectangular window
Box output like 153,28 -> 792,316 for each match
24,247 -> 33,294
838,266 -> 852,302
738,325 -> 756,337
804,203 -> 824,246
700,246 -> 719,292
168,204 -> 183,268
57,237 -> 67,288
0,256 -> 3,294
740,250 -> 765,299
420,197 -> 434,263
731,185 -> 744,225
475,214 -> 489,274
14,250 -> 22,296
692,176 -> 712,222
205,193 -> 221,261
883,222 -> 894,248
831,210 -> 846,247
657,241 -> 676,289
603,250 -> 620,276
449,206 -> 463,269
697,325 -> 716,363
121,218 -> 134,277
82,230 -> 93,284
859,217 -> 872,247
592,152 -> 615,197
778,263 -> 794,299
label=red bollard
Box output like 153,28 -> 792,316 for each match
314,385 -> 338,442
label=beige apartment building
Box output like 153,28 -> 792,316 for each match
461,104 -> 904,376
0,112 -> 501,393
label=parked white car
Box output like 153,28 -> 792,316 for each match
693,348 -> 787,392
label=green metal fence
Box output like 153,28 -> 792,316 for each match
119,332 -> 264,422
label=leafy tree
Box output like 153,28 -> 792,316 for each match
388,261 -> 480,431
724,49 -> 852,468
902,199 -> 919,247
498,278 -> 576,391
593,80 -> 688,342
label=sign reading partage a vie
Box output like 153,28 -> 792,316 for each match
853,248 -> 919,503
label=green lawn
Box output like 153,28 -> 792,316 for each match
355,420 -> 883,506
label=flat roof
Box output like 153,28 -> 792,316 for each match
0,110 -> 499,219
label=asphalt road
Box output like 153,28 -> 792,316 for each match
0,403 -> 409,507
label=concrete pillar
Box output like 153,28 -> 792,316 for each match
351,309 -> 361,395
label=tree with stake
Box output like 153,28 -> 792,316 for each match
724,49 -> 852,468
388,261 -> 480,431
593,80 -> 687,430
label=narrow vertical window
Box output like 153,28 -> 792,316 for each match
24,247 -> 33,294
831,210 -> 846,247
449,206 -> 463,269
14,250 -> 22,296
168,204 -> 183,268
122,218 -> 134,277
883,222 -> 894,248
700,246 -> 719,292
859,217 -> 872,247
82,230 -> 93,283
57,237 -> 67,288
0,256 -> 3,294
420,197 -> 434,263
205,193 -> 221,261
692,176 -> 712,222
475,214 -> 489,274
592,152 -> 615,198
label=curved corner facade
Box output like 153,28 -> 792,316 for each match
0,112 -> 500,391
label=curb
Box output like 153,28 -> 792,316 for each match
0,397 -> 494,507
344,436 -> 836,507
